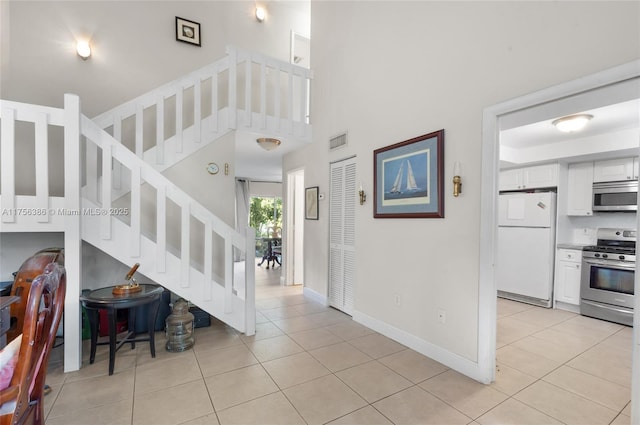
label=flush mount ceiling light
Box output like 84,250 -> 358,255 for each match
552,114 -> 593,133
255,6 -> 266,22
76,40 -> 92,60
257,137 -> 281,151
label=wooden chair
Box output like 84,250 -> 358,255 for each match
0,263 -> 66,425
7,248 -> 64,343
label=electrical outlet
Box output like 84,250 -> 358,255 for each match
437,309 -> 446,324
394,294 -> 401,307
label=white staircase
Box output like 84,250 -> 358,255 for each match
0,47 -> 312,372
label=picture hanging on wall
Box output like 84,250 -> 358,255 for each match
305,186 -> 319,220
176,17 -> 201,46
373,129 -> 444,218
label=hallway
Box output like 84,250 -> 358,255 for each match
41,262 -> 632,424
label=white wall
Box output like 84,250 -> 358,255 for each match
0,232 -> 64,281
284,1 -> 640,366
1,1 -> 309,116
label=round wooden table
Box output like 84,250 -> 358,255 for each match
80,284 -> 164,375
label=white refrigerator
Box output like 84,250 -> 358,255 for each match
497,191 -> 556,307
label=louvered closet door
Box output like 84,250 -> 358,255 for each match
329,157 -> 356,315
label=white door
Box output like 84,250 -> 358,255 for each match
329,157 -> 356,315
286,169 -> 304,285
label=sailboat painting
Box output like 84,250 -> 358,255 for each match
373,129 -> 444,218
383,151 -> 429,202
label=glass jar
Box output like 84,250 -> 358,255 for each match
165,298 -> 195,352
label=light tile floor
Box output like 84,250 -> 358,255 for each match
43,264 -> 633,424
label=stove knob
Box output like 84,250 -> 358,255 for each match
602,254 -> 608,259
619,255 -> 625,260
594,253 -> 601,258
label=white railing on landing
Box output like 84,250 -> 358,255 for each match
0,95 -> 256,373
91,46 -> 312,178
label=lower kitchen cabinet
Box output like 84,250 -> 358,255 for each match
554,248 -> 582,307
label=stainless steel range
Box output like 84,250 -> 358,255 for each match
580,228 -> 635,326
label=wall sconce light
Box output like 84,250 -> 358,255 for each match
76,40 -> 92,60
359,183 -> 366,205
255,6 -> 266,22
224,163 -> 229,175
453,162 -> 462,197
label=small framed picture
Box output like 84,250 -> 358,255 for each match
305,186 -> 319,220
176,17 -> 201,46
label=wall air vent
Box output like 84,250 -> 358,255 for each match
329,132 -> 348,151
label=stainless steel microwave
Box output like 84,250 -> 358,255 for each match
592,180 -> 638,212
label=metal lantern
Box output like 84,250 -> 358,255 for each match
165,298 -> 195,352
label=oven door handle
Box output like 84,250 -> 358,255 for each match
582,259 -> 636,270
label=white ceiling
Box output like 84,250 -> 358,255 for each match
499,77 -> 640,168
234,130 -> 309,182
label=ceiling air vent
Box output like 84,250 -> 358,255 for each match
329,132 -> 348,151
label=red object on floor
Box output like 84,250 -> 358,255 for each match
98,309 -> 128,337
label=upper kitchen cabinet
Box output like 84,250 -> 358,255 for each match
567,162 -> 594,216
500,163 -> 558,191
593,157 -> 638,182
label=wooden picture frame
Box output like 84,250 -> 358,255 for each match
373,130 -> 444,218
305,186 -> 319,220
176,17 -> 201,46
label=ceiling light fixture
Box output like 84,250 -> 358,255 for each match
255,6 -> 266,22
552,114 -> 593,133
76,40 -> 92,60
257,137 -> 281,151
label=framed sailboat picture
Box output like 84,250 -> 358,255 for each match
373,130 -> 444,218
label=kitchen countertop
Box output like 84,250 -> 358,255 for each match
557,243 -> 587,250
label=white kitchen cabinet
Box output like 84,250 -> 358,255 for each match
554,248 -> 582,306
567,162 -> 594,216
500,164 -> 558,191
593,157 -> 638,182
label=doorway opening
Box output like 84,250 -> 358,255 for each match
479,61 -> 640,401
250,196 -> 282,270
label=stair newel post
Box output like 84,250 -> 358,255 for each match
35,111 -> 50,223
228,46 -> 237,129
180,201 -> 190,288
63,93 -> 82,372
101,143 -> 112,240
130,164 -> 141,257
0,105 -> 16,224
244,226 -> 256,336
203,220 -> 213,301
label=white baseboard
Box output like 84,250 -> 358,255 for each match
554,301 -> 580,314
303,286 -> 328,306
353,310 -> 491,384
